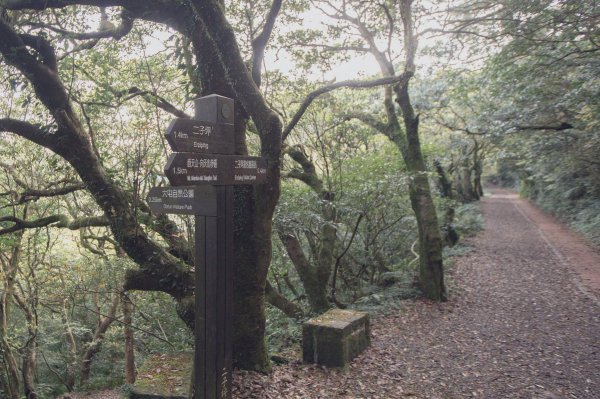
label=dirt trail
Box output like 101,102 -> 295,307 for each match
233,189 -> 600,398
65,190 -> 600,398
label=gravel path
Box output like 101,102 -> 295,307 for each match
233,189 -> 600,398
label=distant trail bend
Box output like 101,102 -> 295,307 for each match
505,190 -> 600,305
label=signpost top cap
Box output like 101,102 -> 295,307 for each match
194,95 -> 234,125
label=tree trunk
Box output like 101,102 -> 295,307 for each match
459,164 -> 477,202
434,160 -> 454,199
393,82 -> 447,302
0,299 -> 20,399
278,231 -> 331,313
22,339 -> 37,399
122,293 -> 136,384
473,167 -> 483,198
0,335 -> 20,399
0,233 -> 24,399
472,143 -> 484,198
80,292 -> 120,385
12,293 -> 38,399
188,14 -> 277,372
408,173 -> 447,301
359,0 -> 446,302
232,186 -> 274,372
62,301 -> 78,392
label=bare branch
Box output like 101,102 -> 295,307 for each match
27,9 -> 134,41
516,122 -> 574,131
265,280 -> 304,319
21,184 -> 85,203
0,15 -> 72,115
2,0 -> 123,9
0,214 -> 108,235
282,74 -> 409,142
284,145 -> 324,194
0,118 -> 56,149
58,38 -> 101,60
343,112 -> 391,136
115,87 -> 190,118
330,212 -> 363,307
251,0 -> 283,86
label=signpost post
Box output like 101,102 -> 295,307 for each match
147,94 -> 265,399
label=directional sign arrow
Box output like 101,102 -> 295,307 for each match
164,153 -> 267,186
165,118 -> 235,154
146,186 -> 217,215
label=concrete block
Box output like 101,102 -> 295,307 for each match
303,309 -> 370,368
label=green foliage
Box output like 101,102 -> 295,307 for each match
265,305 -> 304,355
453,203 -> 484,238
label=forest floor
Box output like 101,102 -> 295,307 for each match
66,189 -> 600,399
232,188 -> 600,399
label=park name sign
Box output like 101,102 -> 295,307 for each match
147,186 -> 217,216
146,94 -> 265,399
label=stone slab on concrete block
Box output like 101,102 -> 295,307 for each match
303,309 -> 370,368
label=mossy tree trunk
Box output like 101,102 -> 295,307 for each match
391,84 -> 446,301
11,276 -> 39,399
0,0 -> 285,375
80,292 -> 120,385
393,0 -> 446,300
472,139 -> 485,198
61,300 -> 78,392
122,292 -> 136,384
277,145 -> 338,314
187,0 -> 285,373
342,0 -> 447,301
0,233 -> 22,399
434,160 -> 455,199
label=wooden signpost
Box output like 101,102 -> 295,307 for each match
147,94 -> 265,399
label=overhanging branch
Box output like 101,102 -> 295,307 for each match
0,14 -> 72,115
27,8 -> 134,41
283,145 -> 324,194
0,118 -> 56,149
282,74 -> 409,142
251,0 -> 282,86
0,214 -> 109,235
343,112 -> 391,136
516,122 -> 573,131
115,87 -> 190,118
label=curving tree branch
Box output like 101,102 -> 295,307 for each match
27,8 -> 134,41
282,74 -> 410,142
0,214 -> 108,235
284,145 -> 324,195
251,0 -> 282,87
19,32 -> 58,70
0,118 -> 56,149
0,13 -> 195,306
265,280 -> 304,319
343,111 -> 393,136
517,122 -> 574,131
0,16 -> 73,116
114,87 -> 191,118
